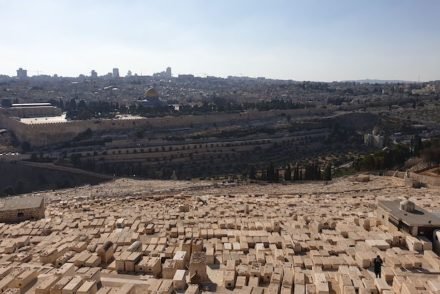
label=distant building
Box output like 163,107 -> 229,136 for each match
412,84 -> 436,95
364,133 -> 385,148
0,196 -> 45,223
91,70 -> 98,79
16,68 -> 28,79
166,67 -> 172,78
377,199 -> 440,238
364,126 -> 385,148
153,67 -> 172,79
112,68 -> 120,79
178,74 -> 194,80
1,103 -> 62,118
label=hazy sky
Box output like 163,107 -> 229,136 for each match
1,0 -> 439,81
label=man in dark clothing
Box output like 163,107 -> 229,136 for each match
373,255 -> 383,278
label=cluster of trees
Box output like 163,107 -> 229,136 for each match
354,138 -> 439,172
53,97 -> 314,120
420,139 -> 440,164
51,99 -> 122,120
1,180 -> 24,196
179,98 -> 310,114
0,176 -> 71,197
354,145 -> 411,171
242,100 -> 311,111
249,162 -> 332,183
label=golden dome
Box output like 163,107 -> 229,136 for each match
144,87 -> 159,98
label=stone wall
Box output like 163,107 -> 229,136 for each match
0,206 -> 45,223
409,172 -> 440,187
0,108 -> 330,147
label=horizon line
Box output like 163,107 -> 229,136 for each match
0,71 -> 434,84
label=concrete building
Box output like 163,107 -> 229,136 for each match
1,103 -> 62,118
153,67 -> 172,78
0,196 -> 45,223
112,68 -> 120,79
166,67 -> 172,78
377,199 -> 440,238
364,133 -> 385,148
16,68 -> 28,79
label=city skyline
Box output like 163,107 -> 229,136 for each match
1,0 -> 439,81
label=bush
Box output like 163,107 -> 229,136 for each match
421,146 -> 440,164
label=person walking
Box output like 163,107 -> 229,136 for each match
373,255 -> 383,278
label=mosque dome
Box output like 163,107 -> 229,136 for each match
144,87 -> 159,98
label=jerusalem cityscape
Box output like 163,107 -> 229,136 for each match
0,1 -> 440,293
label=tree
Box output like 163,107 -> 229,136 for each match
411,135 -> 422,156
249,166 -> 256,180
3,186 -> 14,195
284,165 -> 292,181
323,163 -> 332,181
21,141 -> 31,152
68,98 -> 77,110
14,181 -> 24,194
70,153 -> 82,166
422,146 -> 440,164
316,164 -> 321,180
266,162 -> 276,182
293,165 -> 299,181
274,169 -> 280,182
1,99 -> 12,107
38,174 -> 48,185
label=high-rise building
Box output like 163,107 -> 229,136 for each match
166,67 -> 172,78
153,67 -> 172,78
16,68 -> 28,79
112,68 -> 120,78
91,70 -> 98,78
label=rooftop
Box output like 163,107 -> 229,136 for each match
378,199 -> 440,227
0,196 -> 44,212
11,103 -> 52,108
20,114 -> 67,124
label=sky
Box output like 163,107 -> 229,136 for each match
0,0 -> 439,81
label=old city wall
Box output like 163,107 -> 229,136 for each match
1,108 -> 330,147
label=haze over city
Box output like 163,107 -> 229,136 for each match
1,0 -> 440,81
